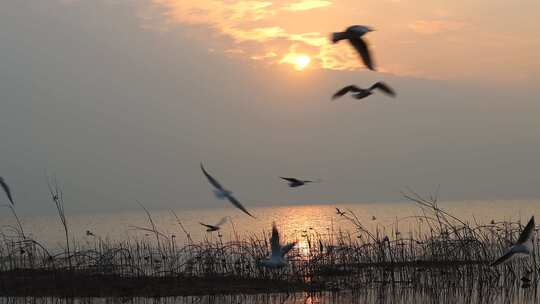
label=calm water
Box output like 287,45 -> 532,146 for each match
1,199 -> 539,249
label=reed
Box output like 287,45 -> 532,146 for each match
0,189 -> 537,296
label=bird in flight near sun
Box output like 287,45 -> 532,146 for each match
332,82 -> 396,101
332,25 -> 375,70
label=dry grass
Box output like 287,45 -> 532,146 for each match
0,188 -> 537,296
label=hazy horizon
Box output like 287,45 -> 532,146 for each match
1,0 -> 539,216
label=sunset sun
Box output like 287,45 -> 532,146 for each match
280,53 -> 312,71
293,55 -> 311,70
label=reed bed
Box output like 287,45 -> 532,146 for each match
0,189 -> 538,296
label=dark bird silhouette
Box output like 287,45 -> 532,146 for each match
332,82 -> 396,100
280,177 -> 317,188
491,216 -> 535,266
200,163 -> 255,218
0,177 -> 15,205
200,217 -> 228,232
331,25 -> 375,70
335,208 -> 346,216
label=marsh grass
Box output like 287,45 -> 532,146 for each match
0,188 -> 538,296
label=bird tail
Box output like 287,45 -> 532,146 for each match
331,32 -> 348,43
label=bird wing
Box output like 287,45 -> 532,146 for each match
0,177 -> 14,205
226,193 -> 256,218
215,216 -> 228,227
346,25 -> 371,36
517,216 -> 535,244
281,242 -> 296,257
199,222 -> 215,229
491,250 -> 516,266
280,177 -> 300,183
332,86 -> 361,100
349,38 -> 375,70
271,223 -> 281,256
370,82 -> 396,96
200,163 -> 224,190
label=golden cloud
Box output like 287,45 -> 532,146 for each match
282,0 -> 332,11
146,0 -> 365,71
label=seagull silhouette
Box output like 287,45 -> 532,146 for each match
259,223 -> 296,268
331,25 -> 375,70
491,216 -> 535,266
0,177 -> 15,205
200,217 -> 228,232
335,208 -> 346,216
200,163 -> 255,218
280,177 -> 317,188
332,82 -> 396,100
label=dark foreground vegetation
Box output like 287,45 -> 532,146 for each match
0,185 -> 538,296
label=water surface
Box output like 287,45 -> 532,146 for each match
2,199 -> 539,250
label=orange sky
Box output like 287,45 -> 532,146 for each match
141,0 -> 540,83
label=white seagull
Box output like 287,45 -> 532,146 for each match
331,25 -> 375,70
332,82 -> 396,100
200,163 -> 255,218
0,177 -> 15,205
260,223 -> 296,268
491,216 -> 535,266
200,217 -> 228,232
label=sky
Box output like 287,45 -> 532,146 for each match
0,0 -> 539,215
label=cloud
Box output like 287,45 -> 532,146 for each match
251,51 -> 277,60
146,0 -> 362,71
282,0 -> 332,11
409,19 -> 465,34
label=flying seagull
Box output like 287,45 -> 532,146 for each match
331,25 -> 375,70
0,177 -> 15,205
332,82 -> 396,100
335,208 -> 346,216
200,217 -> 228,232
259,223 -> 296,268
491,216 -> 535,266
200,163 -> 255,218
280,177 -> 318,188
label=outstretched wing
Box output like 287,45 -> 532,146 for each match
370,82 -> 396,96
491,250 -> 516,267
281,242 -> 296,257
517,216 -> 535,244
199,222 -> 215,229
226,194 -> 256,218
280,177 -> 300,183
349,37 -> 374,70
271,223 -> 280,257
215,216 -> 228,227
332,85 -> 361,100
200,163 -> 224,190
0,177 -> 14,205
